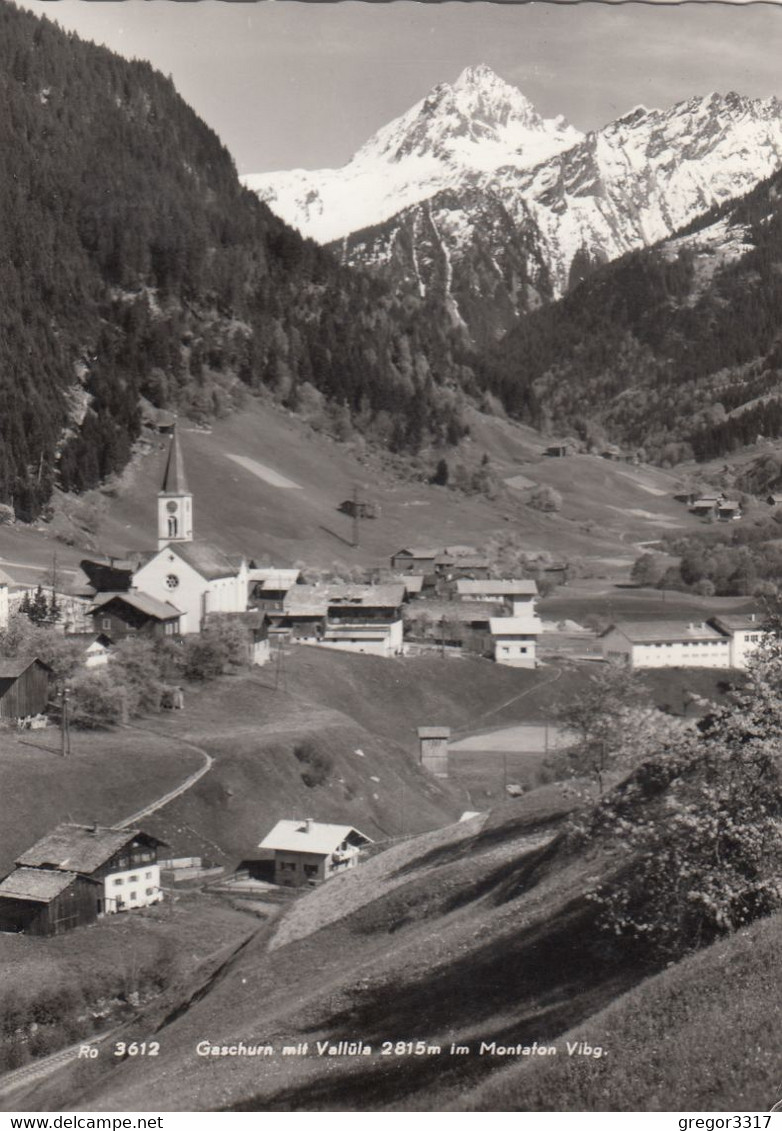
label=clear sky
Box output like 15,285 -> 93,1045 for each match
15,1 -> 782,175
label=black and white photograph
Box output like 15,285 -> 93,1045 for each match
0,0 -> 781,1116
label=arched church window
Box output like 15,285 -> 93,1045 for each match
168,515 -> 178,537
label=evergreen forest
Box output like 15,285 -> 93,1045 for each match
0,1 -> 474,519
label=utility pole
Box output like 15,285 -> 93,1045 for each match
274,635 -> 288,692
352,485 -> 360,550
61,685 -> 71,757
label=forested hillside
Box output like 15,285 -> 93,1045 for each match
477,167 -> 782,464
0,1 -> 473,520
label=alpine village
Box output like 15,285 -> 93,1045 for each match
1,0 -> 782,1115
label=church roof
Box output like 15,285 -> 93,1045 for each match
160,428 -> 189,496
170,541 -> 242,580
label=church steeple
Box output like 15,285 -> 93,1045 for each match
157,427 -> 193,549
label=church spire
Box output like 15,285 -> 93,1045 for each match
157,426 -> 193,549
160,425 -> 189,495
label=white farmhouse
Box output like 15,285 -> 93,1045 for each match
600,620 -> 731,669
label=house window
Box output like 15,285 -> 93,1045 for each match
102,618 -> 111,631
279,861 -> 296,872
303,864 -> 319,878
145,872 -> 152,879
114,878 -> 124,886
130,891 -> 137,900
145,888 -> 155,896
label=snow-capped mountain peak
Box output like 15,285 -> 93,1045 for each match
241,66 -> 582,243
243,74 -> 782,331
354,63 -> 578,169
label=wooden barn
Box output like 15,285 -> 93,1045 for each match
0,658 -> 51,719
0,868 -> 99,937
89,591 -> 182,640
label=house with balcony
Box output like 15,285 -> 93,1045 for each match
0,823 -> 167,935
258,819 -> 372,887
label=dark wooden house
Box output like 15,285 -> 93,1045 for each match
0,658 -> 51,719
0,868 -> 99,937
89,591 -> 181,640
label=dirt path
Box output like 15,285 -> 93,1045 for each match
449,664 -> 564,740
0,1028 -> 119,1100
113,727 -> 213,830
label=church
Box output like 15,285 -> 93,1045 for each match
81,429 -> 249,635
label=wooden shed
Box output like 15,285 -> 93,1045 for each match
0,658 -> 52,719
0,868 -> 99,937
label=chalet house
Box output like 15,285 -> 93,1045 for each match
248,567 -> 301,611
600,621 -> 731,669
89,591 -> 182,640
390,547 -> 439,574
0,823 -> 167,935
258,819 -> 372,887
455,579 -> 539,616
0,658 -> 51,720
717,500 -> 741,522
434,550 -> 490,581
689,497 -> 722,518
279,584 -> 405,656
707,614 -> 769,669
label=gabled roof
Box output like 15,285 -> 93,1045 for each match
0,657 -> 52,679
708,615 -> 767,634
284,584 -> 405,615
489,617 -> 542,635
248,568 -> 301,589
159,427 -> 190,495
166,541 -> 242,580
258,819 -> 372,856
16,824 -> 166,875
601,620 -> 728,644
456,579 -> 538,597
91,590 -> 182,621
0,867 -> 88,903
391,547 -> 439,559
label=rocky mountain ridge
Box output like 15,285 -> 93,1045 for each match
245,69 -> 782,342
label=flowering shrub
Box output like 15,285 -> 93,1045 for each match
573,646 -> 782,961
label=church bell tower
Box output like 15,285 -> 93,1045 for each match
157,427 -> 193,550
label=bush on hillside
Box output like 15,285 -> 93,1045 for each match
577,642 -> 782,962
527,485 -> 563,513
68,669 -> 131,728
293,740 -> 333,788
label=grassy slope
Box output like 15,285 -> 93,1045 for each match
17,773 -> 780,1113
39,800 -> 635,1112
464,911 -> 782,1111
2,398 -> 705,585
0,729 -> 203,876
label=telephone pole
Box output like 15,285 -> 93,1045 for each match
61,685 -> 71,757
352,485 -> 360,549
